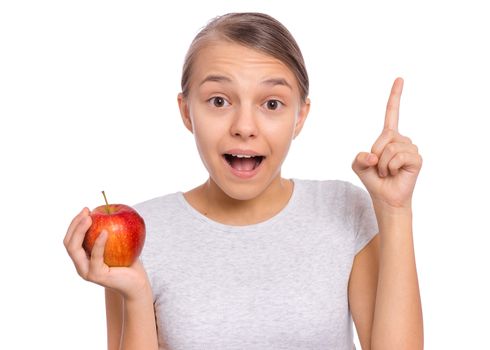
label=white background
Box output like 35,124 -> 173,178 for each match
1,0 -> 489,349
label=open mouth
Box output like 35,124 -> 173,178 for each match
223,154 -> 265,171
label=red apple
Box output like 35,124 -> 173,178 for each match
83,191 -> 146,267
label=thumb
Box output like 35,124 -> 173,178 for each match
352,152 -> 378,175
90,230 -> 109,268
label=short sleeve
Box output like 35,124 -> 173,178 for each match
348,183 -> 379,254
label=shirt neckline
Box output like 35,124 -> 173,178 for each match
176,178 -> 301,234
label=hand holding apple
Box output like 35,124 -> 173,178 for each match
64,193 -> 150,301
83,191 -> 146,267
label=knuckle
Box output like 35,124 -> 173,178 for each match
397,133 -> 411,143
74,264 -> 89,280
386,100 -> 397,111
386,143 -> 397,154
66,246 -> 75,258
85,269 -> 98,283
67,241 -> 79,254
388,164 -> 399,175
77,269 -> 88,281
390,153 -> 404,167
66,242 -> 75,254
371,142 -> 383,156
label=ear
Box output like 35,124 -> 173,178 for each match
293,97 -> 310,139
178,93 -> 193,133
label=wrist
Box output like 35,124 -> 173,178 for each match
122,280 -> 153,304
372,199 -> 413,234
372,198 -> 412,217
124,290 -> 153,312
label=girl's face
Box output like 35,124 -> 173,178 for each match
178,41 -> 310,201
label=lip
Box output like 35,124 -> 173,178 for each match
221,149 -> 265,179
223,149 -> 265,157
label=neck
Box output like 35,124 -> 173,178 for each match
185,176 -> 293,226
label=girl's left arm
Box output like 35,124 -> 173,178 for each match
369,202 -> 423,350
350,77 -> 424,350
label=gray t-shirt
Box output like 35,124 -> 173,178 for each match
135,179 -> 378,350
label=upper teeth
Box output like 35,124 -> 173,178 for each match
232,154 -> 255,158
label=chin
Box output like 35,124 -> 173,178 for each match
220,182 -> 265,201
215,172 -> 281,202
205,155 -> 282,201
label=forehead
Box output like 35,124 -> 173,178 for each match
191,41 -> 298,89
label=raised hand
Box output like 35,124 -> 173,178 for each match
63,208 -> 150,301
352,78 -> 423,209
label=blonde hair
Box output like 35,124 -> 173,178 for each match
181,12 -> 309,102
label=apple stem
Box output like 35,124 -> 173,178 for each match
102,191 -> 110,214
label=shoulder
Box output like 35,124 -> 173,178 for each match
293,179 -> 374,228
132,192 -> 186,271
294,178 -> 369,206
132,192 -> 183,219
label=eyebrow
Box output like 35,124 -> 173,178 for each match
199,75 -> 292,90
260,78 -> 292,90
199,74 -> 232,86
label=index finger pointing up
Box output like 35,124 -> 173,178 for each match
384,77 -> 404,131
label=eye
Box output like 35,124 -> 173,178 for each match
208,96 -> 230,108
264,99 -> 283,111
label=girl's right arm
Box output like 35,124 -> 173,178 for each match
64,208 -> 159,350
105,288 -> 123,350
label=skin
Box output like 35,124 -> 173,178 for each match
63,211 -> 158,350
178,42 -> 310,226
63,40 -> 423,349
350,78 -> 424,349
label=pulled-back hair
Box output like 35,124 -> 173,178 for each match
181,12 -> 309,102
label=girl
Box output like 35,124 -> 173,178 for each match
64,12 -> 423,350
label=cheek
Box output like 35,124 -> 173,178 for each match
191,114 -> 225,156
191,127 -> 218,172
262,115 -> 297,149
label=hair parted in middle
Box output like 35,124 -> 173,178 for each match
180,12 -> 309,102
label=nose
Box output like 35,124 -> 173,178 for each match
230,106 -> 258,139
